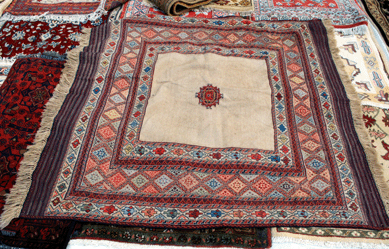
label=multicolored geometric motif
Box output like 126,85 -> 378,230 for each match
71,224 -> 271,248
0,57 -> 64,212
3,0 -> 128,17
122,0 -> 367,26
10,16 -> 389,229
196,84 -> 223,109
335,26 -> 389,108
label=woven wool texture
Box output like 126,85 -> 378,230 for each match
1,17 -> 389,231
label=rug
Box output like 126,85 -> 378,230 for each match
2,16 -> 389,229
71,224 -> 270,248
334,24 -> 389,109
0,219 -> 76,249
123,0 -> 367,27
0,57 -> 65,212
146,0 -> 212,15
1,0 -> 128,23
0,53 -> 269,249
359,0 -> 389,44
0,15 -> 107,59
273,227 -> 389,248
0,57 -> 78,249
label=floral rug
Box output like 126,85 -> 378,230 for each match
71,224 -> 271,248
1,16 -> 389,230
0,14 -> 107,59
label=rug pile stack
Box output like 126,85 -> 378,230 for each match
0,0 -> 388,249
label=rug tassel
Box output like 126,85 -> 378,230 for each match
324,19 -> 389,215
0,28 -> 92,230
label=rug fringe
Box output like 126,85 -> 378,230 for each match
0,0 -> 107,23
323,19 -> 389,215
0,28 -> 92,229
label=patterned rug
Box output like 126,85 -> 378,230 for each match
123,0 -> 367,26
0,219 -> 76,249
334,26 -> 389,109
1,0 -> 128,22
0,15 -> 107,59
360,0 -> 389,44
71,224 -> 271,248
274,104 -> 389,247
0,57 -> 78,249
2,16 -> 389,230
0,52 -> 270,249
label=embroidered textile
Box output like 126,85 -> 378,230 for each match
275,105 -> 389,245
362,106 -> 389,181
1,0 -> 128,22
122,0 -> 367,26
3,17 -> 389,229
335,26 -> 389,109
71,224 -> 271,248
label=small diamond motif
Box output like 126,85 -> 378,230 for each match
179,175 -> 199,190
312,179 -> 330,191
155,175 -> 173,189
86,170 -> 104,185
228,179 -> 246,193
131,174 -> 149,188
93,147 -> 109,160
205,178 -> 222,190
108,172 -> 127,188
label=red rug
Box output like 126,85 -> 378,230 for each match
3,0 -> 129,20
0,15 -> 108,59
2,16 -> 389,230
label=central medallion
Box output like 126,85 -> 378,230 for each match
196,84 -> 223,109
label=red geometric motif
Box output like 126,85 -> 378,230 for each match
0,58 -> 64,212
196,84 -> 223,109
272,0 -> 338,8
17,18 -> 387,230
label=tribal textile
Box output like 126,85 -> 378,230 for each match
71,224 -> 271,248
335,25 -> 389,109
0,219 -> 76,249
0,57 -> 64,212
360,0 -> 389,44
123,0 -> 367,26
3,16 -> 389,229
2,0 -> 128,22
0,15 -> 108,59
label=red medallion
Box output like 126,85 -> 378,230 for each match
196,84 -> 223,109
